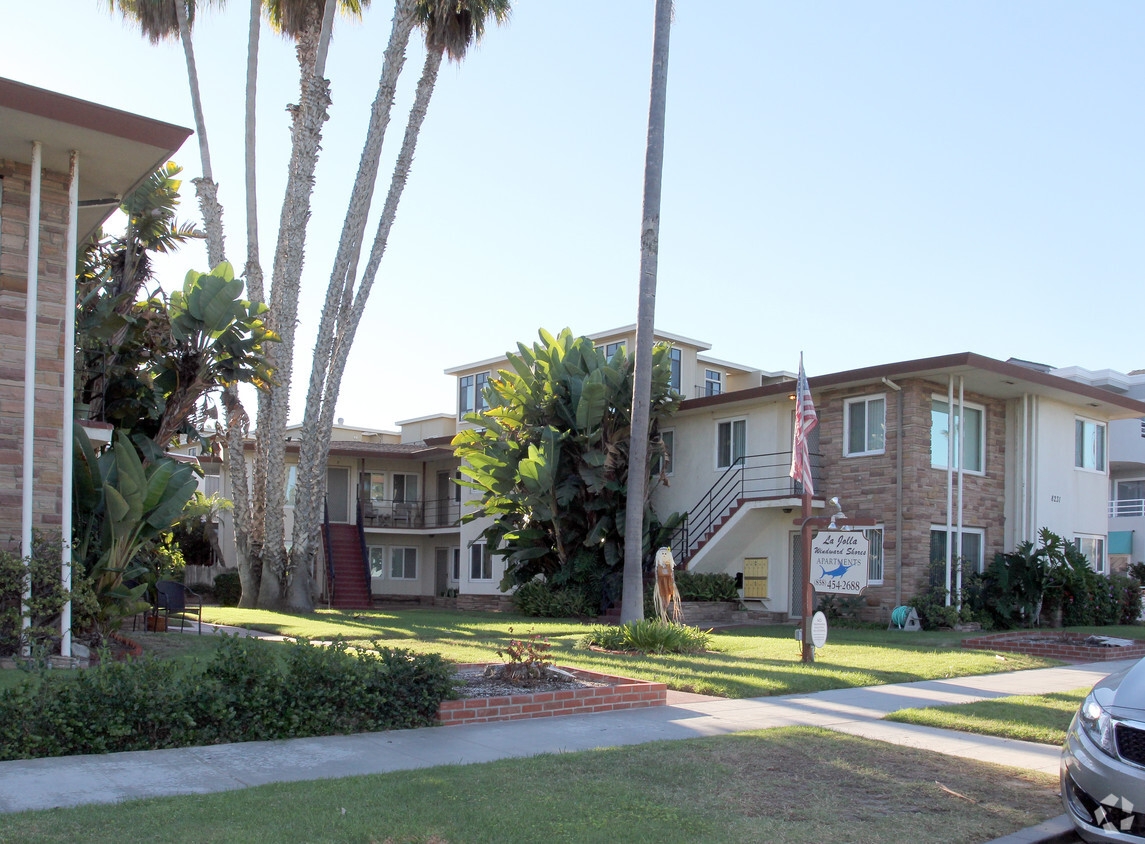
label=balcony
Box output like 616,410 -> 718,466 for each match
1110,499 -> 1145,518
359,497 -> 461,529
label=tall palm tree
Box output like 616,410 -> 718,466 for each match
621,0 -> 673,623
105,0 -> 227,267
286,0 -> 510,609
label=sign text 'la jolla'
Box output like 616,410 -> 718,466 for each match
810,530 -> 869,595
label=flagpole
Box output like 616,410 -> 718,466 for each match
801,489 -> 814,663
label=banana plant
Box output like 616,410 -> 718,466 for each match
73,428 -> 199,634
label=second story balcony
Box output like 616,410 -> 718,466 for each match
1110,499 -> 1145,518
359,496 -> 461,530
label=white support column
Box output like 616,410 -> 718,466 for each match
956,376 -> 965,609
945,376 -> 954,605
20,141 -> 42,648
61,151 -> 79,659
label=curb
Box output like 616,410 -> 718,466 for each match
983,813 -> 1078,844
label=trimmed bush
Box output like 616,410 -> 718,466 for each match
0,636 -> 455,761
673,571 -> 738,602
213,571 -> 242,607
511,579 -> 596,618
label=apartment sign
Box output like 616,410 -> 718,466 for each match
810,531 -> 869,595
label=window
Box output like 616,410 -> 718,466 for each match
705,369 -> 723,397
203,466 -> 221,497
716,419 -> 746,469
369,546 -> 387,577
470,543 -> 492,580
452,547 -> 461,581
651,429 -> 674,476
475,371 -> 489,413
1075,418 -> 1106,472
390,547 -> 417,579
862,528 -> 884,584
285,465 -> 298,506
392,473 -> 419,502
1074,535 -> 1106,574
605,341 -> 626,360
930,527 -> 985,574
363,472 -> 386,503
458,375 -> 474,418
669,347 -> 681,391
931,398 -> 984,473
844,395 -> 886,456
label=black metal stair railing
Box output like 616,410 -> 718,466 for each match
667,451 -> 821,564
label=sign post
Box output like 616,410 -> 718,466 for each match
795,510 -> 875,663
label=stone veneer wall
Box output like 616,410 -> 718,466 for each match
817,378 -> 1007,620
0,159 -> 70,549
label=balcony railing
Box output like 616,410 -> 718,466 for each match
358,496 -> 460,529
1110,499 -> 1145,518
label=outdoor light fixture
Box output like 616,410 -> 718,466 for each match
827,496 -> 845,530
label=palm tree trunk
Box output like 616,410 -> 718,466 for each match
258,8 -> 334,609
290,44 -> 444,603
244,0 -> 264,304
621,0 -> 672,624
175,0 -> 225,267
286,0 -> 420,608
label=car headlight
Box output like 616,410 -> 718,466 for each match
1079,691 -> 1116,757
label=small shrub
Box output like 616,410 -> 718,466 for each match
1129,562 -> 1145,586
213,571 -> 242,607
580,619 -> 712,655
511,579 -> 595,618
817,594 -> 863,623
493,627 -> 553,682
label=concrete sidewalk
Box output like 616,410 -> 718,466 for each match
0,658 -> 1130,815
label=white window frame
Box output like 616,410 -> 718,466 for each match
285,465 -> 298,507
390,546 -> 418,580
931,396 -> 986,475
392,472 -> 419,503
458,374 -> 474,419
716,417 -> 747,470
864,526 -> 885,585
652,428 -> 675,477
363,471 -> 386,504
368,546 -> 387,577
475,371 -> 490,413
605,341 -> 626,360
451,547 -> 461,582
843,394 -> 886,457
1073,534 -> 1107,574
1074,417 -> 1107,473
668,347 -> 681,392
705,369 -> 723,397
470,543 -> 493,580
929,525 -> 986,574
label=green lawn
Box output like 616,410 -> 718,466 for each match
0,727 -> 1061,844
886,687 -> 1088,745
198,607 -> 1059,698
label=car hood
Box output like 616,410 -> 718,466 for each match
1100,658 -> 1145,720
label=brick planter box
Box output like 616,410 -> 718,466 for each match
962,631 -> 1145,663
437,664 -> 667,726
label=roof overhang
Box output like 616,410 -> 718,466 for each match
681,352 -> 1145,420
0,77 -> 192,243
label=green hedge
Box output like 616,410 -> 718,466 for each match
213,571 -> 242,607
511,579 -> 597,618
0,637 -> 455,760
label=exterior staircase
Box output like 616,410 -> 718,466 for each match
325,523 -> 372,609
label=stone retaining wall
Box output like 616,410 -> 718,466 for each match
437,665 -> 667,726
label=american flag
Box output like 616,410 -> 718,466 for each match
790,353 -> 818,496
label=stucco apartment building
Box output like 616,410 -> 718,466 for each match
237,327 -> 1145,620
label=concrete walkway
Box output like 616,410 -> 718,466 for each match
0,657 -> 1130,815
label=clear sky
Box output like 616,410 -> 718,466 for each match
4,2 -> 1142,430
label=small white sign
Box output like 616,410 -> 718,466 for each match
811,611 -> 828,649
811,530 -> 869,595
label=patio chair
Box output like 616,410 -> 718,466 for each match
155,580 -> 203,633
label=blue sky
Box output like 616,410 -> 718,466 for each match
4,2 -> 1142,429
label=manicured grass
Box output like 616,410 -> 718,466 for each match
886,687 -> 1088,745
0,727 -> 1061,844
199,607 -> 1058,698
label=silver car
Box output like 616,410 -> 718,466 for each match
1062,657 -> 1145,843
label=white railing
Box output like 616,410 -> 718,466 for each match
1110,499 -> 1145,518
